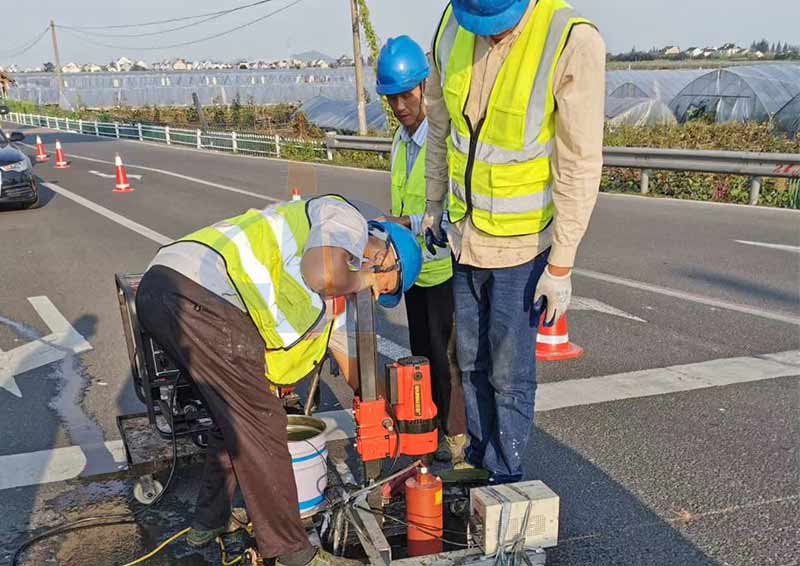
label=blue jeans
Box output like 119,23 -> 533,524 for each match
453,251 -> 549,483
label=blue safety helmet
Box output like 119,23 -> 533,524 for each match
367,220 -> 422,308
375,36 -> 430,96
451,0 -> 530,36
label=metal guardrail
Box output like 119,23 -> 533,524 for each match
4,112 -> 327,161
6,112 -> 799,206
604,147 -> 800,205
325,132 -> 800,206
325,132 -> 392,156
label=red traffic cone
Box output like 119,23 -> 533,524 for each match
291,187 -> 302,201
113,154 -> 134,193
536,313 -> 583,361
54,140 -> 70,169
35,136 -> 49,162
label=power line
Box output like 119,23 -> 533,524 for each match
59,9 -> 244,40
0,27 -> 49,58
60,0 -> 278,31
59,0 -> 305,52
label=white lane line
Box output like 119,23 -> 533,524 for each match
41,182 -> 171,245
735,240 -> 800,254
571,296 -> 646,322
0,410 -> 348,491
3,350 -> 798,490
25,141 -> 278,202
0,440 -> 126,491
316,408 -> 355,441
0,297 -> 93,398
574,268 -> 800,326
536,349 -> 800,412
89,170 -> 142,180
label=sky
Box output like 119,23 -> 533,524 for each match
3,0 -> 800,68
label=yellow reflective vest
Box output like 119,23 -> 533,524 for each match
390,128 -> 452,287
434,0 -> 593,236
177,199 -> 333,385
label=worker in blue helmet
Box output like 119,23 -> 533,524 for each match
376,36 -> 468,466
421,0 -> 606,484
136,195 -> 420,565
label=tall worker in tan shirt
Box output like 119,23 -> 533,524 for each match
422,0 -> 605,483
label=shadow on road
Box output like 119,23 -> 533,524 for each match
529,428 -> 716,565
676,266 -> 800,310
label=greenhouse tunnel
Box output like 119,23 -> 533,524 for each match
670,63 -> 800,124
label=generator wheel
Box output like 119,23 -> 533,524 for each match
192,431 -> 209,449
133,475 -> 164,505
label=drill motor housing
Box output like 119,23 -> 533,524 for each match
354,356 -> 438,462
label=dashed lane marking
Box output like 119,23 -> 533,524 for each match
2,351 -> 797,490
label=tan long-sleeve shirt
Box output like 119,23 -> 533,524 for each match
425,2 -> 606,268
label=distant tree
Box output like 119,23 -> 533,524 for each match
754,39 -> 769,53
231,93 -> 242,128
42,62 -> 54,72
241,95 -> 257,130
184,104 -> 199,124
210,96 -> 226,127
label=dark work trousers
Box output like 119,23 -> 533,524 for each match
135,265 -> 309,559
404,279 -> 466,436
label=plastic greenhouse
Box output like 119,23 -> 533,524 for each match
670,63 -> 800,125
606,69 -> 706,102
10,68 -> 378,108
775,93 -> 800,137
299,96 -> 387,133
605,97 -> 678,127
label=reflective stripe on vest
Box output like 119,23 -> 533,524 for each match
176,199 -> 333,385
434,0 -> 593,237
390,129 -> 452,288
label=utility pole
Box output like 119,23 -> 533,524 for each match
50,20 -> 65,105
348,0 -> 368,135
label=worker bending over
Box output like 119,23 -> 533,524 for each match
422,0 -> 605,483
375,36 -> 468,464
136,195 -> 421,565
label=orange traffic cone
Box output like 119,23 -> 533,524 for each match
113,154 -> 134,193
54,140 -> 69,169
536,313 -> 583,361
291,187 -> 302,201
35,136 -> 49,162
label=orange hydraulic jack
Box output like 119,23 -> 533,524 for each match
351,291 -> 438,480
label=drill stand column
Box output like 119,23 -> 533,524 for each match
352,291 -> 438,482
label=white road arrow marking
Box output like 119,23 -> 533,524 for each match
735,240 -> 800,254
571,296 -> 647,322
89,170 -> 142,180
1,350 -> 798,489
0,297 -> 92,398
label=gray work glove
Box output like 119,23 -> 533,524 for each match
420,199 -> 448,254
533,266 -> 572,326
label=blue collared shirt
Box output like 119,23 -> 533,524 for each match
398,117 -> 428,181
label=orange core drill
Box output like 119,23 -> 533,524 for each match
405,467 -> 444,556
353,356 -> 438,463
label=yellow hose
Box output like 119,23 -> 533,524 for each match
217,534 -> 244,565
119,527 -> 191,566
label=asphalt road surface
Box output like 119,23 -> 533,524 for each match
0,122 -> 798,566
